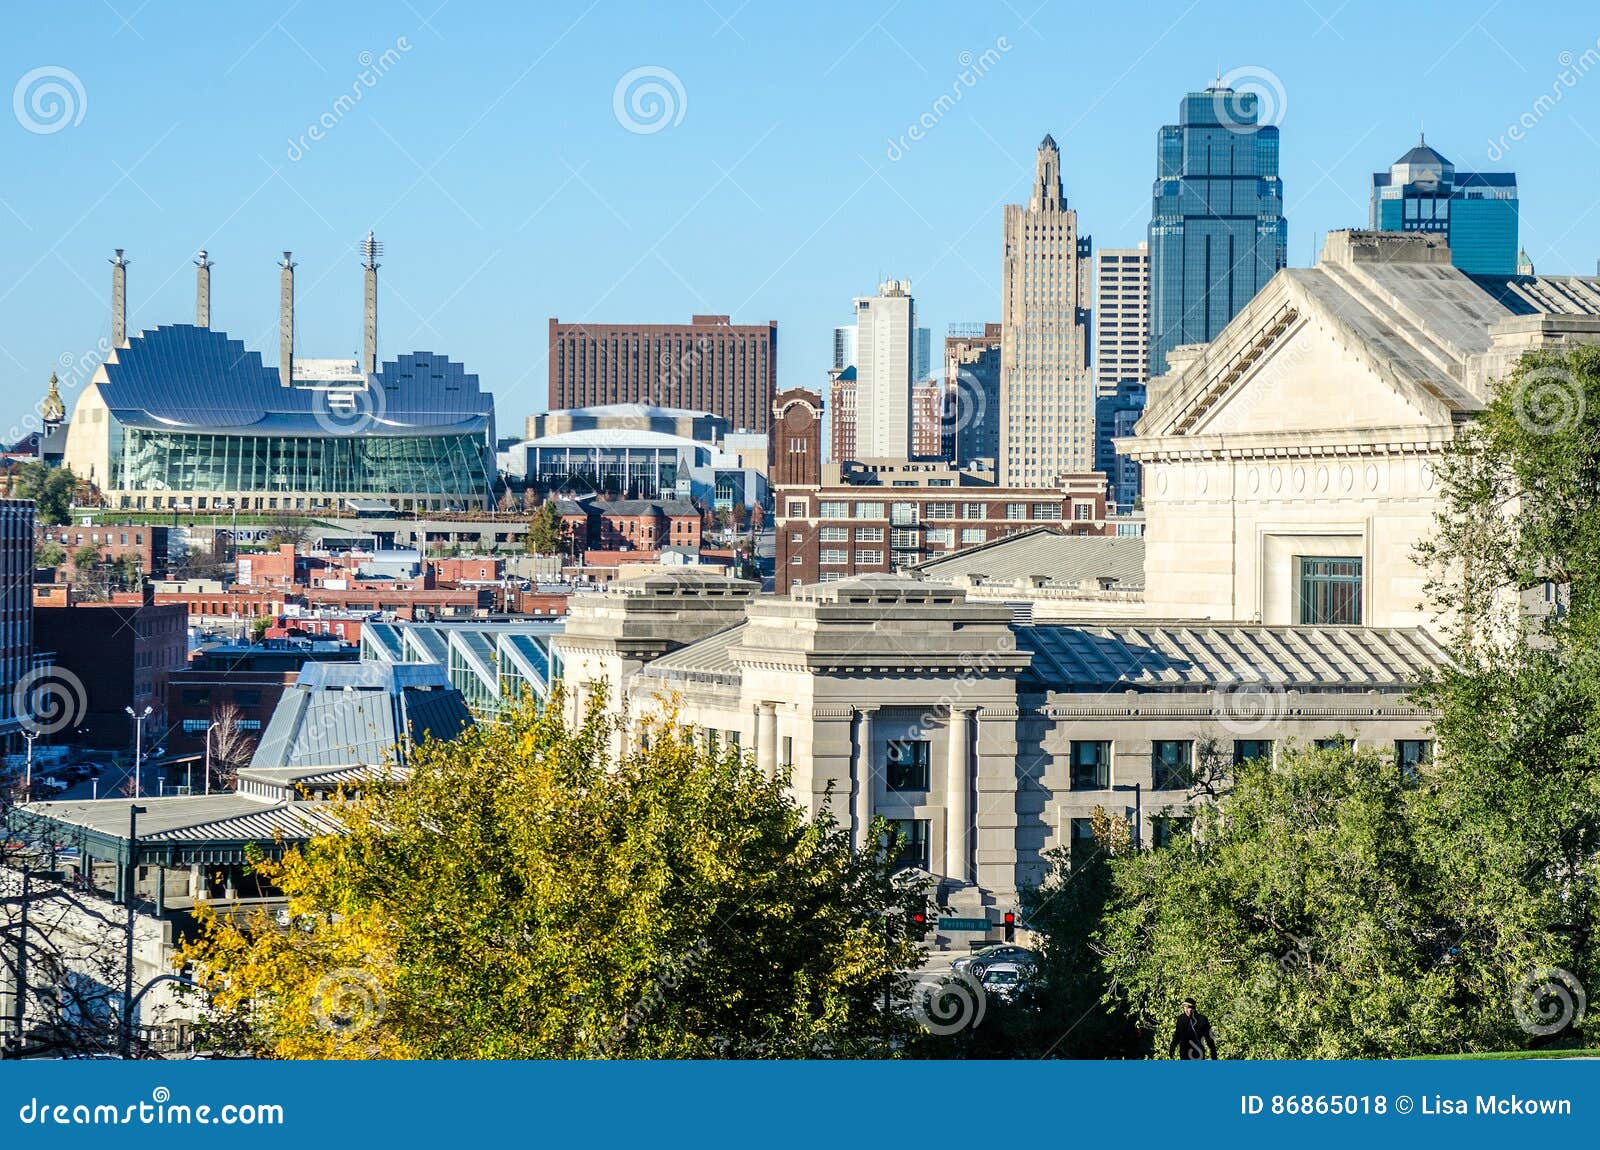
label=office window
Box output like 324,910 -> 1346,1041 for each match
819,501 -> 849,517
885,739 -> 930,791
927,502 -> 955,519
1233,739 -> 1273,766
887,818 -> 930,871
819,549 -> 847,565
1070,740 -> 1110,790
819,527 -> 849,542
1152,740 -> 1193,790
1031,504 -> 1061,520
786,500 -> 807,517
855,550 -> 883,565
1396,739 -> 1432,779
1006,502 -> 1026,520
181,718 -> 211,734
855,527 -> 883,542
961,502 -> 985,519
854,502 -> 885,519
1297,557 -> 1363,625
960,528 -> 986,544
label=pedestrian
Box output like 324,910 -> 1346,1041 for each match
1168,997 -> 1217,1059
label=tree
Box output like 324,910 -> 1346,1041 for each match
180,686 -> 927,1059
9,463 -> 76,525
206,703 -> 257,791
112,553 -> 143,589
71,544 -> 100,577
526,501 -> 563,556
1083,744 -> 1528,1059
35,542 -> 65,570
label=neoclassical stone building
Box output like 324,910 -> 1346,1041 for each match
551,231 -> 1600,937
1127,230 -> 1600,627
554,572 -> 1445,932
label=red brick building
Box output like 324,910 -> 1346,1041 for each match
429,556 -> 504,584
548,314 -> 778,433
771,388 -> 823,488
776,473 -> 1113,590
828,367 -> 856,463
552,498 -> 702,555
38,523 -> 170,577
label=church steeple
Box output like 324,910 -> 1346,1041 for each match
40,372 -> 65,426
1031,133 -> 1063,212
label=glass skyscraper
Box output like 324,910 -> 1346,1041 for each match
1147,85 -> 1287,376
1369,136 -> 1518,276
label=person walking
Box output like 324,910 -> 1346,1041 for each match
1168,997 -> 1217,1059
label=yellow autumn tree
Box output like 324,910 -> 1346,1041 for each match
181,685 -> 927,1059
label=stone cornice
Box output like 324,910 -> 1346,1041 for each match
1120,424 -> 1459,464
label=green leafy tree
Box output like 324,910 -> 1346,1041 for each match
70,543 -> 100,574
527,501 -> 564,556
35,541 -> 65,570
183,686 -> 926,1059
10,462 -> 77,525
1085,745 -> 1516,1058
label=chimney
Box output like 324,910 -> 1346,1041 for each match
194,249 -> 213,328
109,249 -> 129,347
279,251 -> 296,387
360,230 -> 382,377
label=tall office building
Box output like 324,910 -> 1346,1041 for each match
547,314 -> 778,433
853,279 -> 916,459
1369,136 -> 1518,276
913,326 -> 932,382
827,366 -> 857,462
1000,135 -> 1093,487
1147,84 -> 1287,376
1094,244 -> 1150,512
832,323 -> 858,371
1095,244 -> 1150,396
945,322 -> 1001,466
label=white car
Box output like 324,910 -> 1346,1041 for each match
979,962 -> 1028,1003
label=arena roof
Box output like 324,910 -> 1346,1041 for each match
93,323 -> 492,437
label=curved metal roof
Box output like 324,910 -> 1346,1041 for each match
94,323 -> 492,437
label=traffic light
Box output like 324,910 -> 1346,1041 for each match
909,907 -> 930,942
1003,911 -> 1016,942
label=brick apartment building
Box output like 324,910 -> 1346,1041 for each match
554,498 -> 702,555
548,314 -> 778,433
776,477 -> 1112,589
38,522 -> 171,577
32,597 -> 188,746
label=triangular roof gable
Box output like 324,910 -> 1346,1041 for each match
1137,266 -> 1494,442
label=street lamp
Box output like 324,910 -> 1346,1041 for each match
203,720 -> 218,796
124,705 -> 151,800
20,729 -> 36,804
120,803 -> 147,1060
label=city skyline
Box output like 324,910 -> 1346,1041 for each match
3,1 -> 1600,433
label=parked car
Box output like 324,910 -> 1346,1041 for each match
979,963 -> 1029,1003
953,945 -> 1038,979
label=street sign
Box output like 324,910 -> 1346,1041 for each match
938,916 -> 991,932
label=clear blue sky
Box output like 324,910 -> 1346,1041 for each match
3,0 -> 1597,437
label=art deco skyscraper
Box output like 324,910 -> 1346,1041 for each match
999,135 -> 1093,487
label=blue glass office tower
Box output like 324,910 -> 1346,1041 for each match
1147,85 -> 1287,376
1369,136 -> 1517,275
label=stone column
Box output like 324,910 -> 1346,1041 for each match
756,701 -> 778,779
852,707 -> 876,851
945,706 -> 973,883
